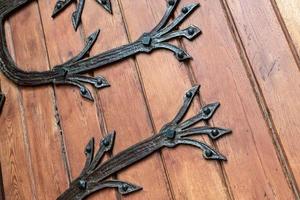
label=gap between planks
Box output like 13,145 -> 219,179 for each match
268,0 -> 300,70
219,0 -> 300,198
116,1 -> 177,199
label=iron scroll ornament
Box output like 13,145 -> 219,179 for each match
58,85 -> 232,200
0,0 -> 201,102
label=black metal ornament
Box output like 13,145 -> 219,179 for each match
57,85 -> 231,200
0,0 -> 201,102
52,0 -> 113,30
0,92 -> 4,114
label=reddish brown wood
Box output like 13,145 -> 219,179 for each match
178,0 -> 296,199
0,0 -> 299,199
5,2 -> 68,199
0,23 -> 35,200
223,0 -> 300,195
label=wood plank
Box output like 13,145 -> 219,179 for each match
223,0 -> 300,193
36,2 -> 113,199
118,0 -> 231,199
37,1 -> 114,199
273,0 -> 300,62
80,1 -> 172,199
0,21 -> 36,200
6,2 -> 68,199
179,0 -> 296,199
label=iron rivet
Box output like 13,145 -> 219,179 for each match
182,7 -> 189,14
78,180 -> 87,190
122,184 -> 128,192
186,91 -> 193,98
188,27 -> 195,35
203,107 -> 211,115
211,129 -> 219,137
56,2 -> 62,9
205,150 -> 213,158
177,51 -> 185,59
85,146 -> 92,154
166,129 -> 176,139
101,0 -> 107,4
80,88 -> 87,95
102,139 -> 110,147
97,78 -> 103,85
168,0 -> 175,6
142,36 -> 152,46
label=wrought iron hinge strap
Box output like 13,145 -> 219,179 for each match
57,85 -> 231,200
0,0 -> 201,102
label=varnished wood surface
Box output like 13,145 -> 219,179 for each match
0,0 -> 299,199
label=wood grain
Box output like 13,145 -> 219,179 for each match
118,0 -> 230,199
0,22 -> 35,200
0,0 -> 299,199
81,0 -> 172,199
179,0 -> 296,199
36,2 -> 109,200
223,0 -> 300,195
273,0 -> 300,63
6,2 -> 68,199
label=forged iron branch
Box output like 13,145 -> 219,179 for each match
57,85 -> 231,200
52,0 -> 113,30
0,0 -> 201,102
0,92 -> 4,114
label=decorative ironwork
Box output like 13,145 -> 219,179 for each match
57,85 -> 231,200
0,0 -> 201,102
52,0 -> 112,30
0,92 -> 4,114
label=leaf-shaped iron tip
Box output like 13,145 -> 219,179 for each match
200,102 -> 220,120
85,138 -> 95,155
80,87 -> 94,101
118,182 -> 142,195
96,0 -> 113,14
203,148 -> 227,161
100,131 -> 116,151
184,85 -> 200,101
209,127 -> 232,140
52,0 -> 74,18
183,25 -> 202,40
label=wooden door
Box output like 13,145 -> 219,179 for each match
0,0 -> 299,199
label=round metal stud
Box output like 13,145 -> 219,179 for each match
177,51 -> 185,59
85,145 -> 92,154
56,2 -> 62,9
182,7 -> 189,14
203,107 -> 211,115
211,129 -> 219,137
188,27 -> 195,35
186,91 -> 193,98
80,88 -> 87,95
204,150 -> 213,158
102,139 -> 110,147
168,0 -> 175,6
122,184 -> 128,192
97,78 -> 103,85
78,180 -> 87,190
